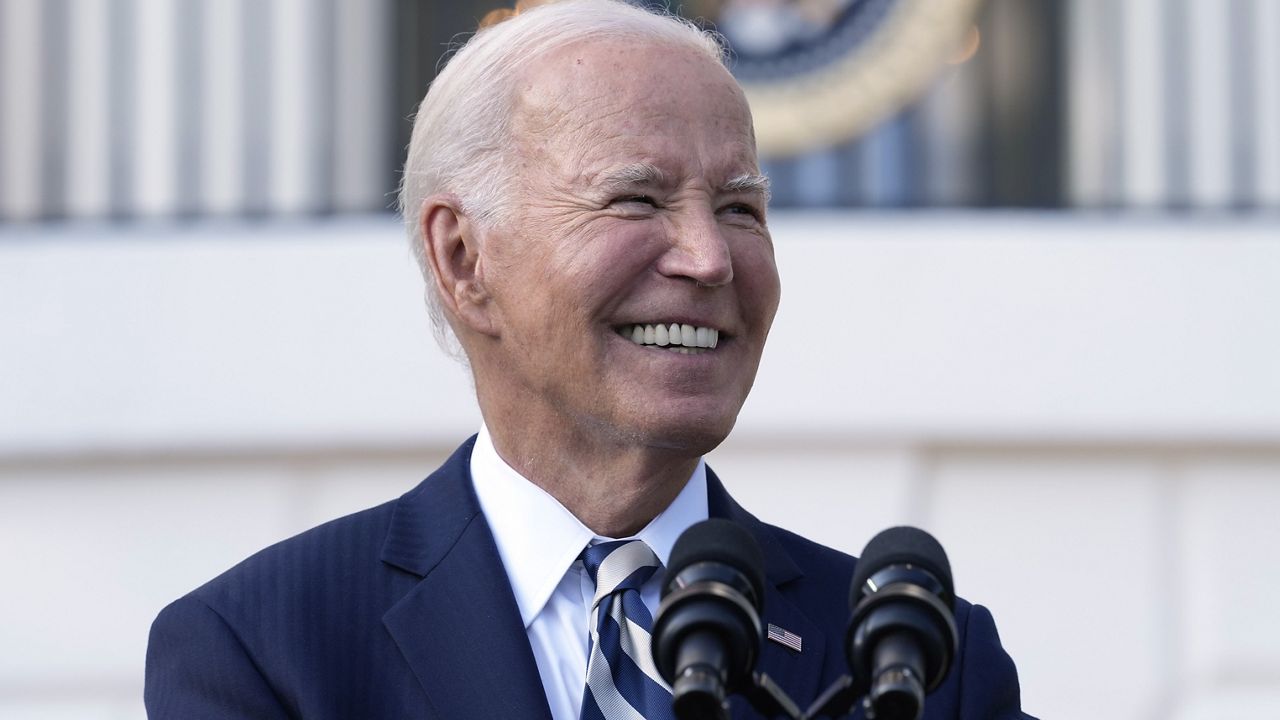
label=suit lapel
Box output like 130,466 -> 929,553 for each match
381,438 -> 554,720
707,469 -> 831,718
377,443 -> 828,720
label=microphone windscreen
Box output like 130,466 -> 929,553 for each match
666,518 -> 766,607
850,526 -> 955,608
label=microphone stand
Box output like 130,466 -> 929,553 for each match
801,674 -> 864,719
726,672 -> 860,720
732,672 -> 868,720
740,672 -> 806,720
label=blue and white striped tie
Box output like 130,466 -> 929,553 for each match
580,540 -> 676,720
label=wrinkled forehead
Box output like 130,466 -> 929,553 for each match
509,37 -> 756,159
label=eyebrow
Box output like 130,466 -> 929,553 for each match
593,164 -> 771,201
597,162 -> 666,192
722,173 -> 772,201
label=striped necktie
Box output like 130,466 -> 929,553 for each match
579,540 -> 676,720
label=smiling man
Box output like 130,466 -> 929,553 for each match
419,28 -> 781,541
144,2 -> 1029,719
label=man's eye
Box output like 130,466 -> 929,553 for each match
723,203 -> 763,221
613,195 -> 658,207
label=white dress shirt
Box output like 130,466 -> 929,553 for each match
469,425 -> 709,720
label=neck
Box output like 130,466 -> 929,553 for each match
481,417 -> 699,539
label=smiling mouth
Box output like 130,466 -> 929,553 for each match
616,323 -> 721,355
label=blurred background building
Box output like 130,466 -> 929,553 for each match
2,1 -> 1278,718
3,0 -> 1279,221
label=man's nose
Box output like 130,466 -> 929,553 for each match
657,209 -> 734,287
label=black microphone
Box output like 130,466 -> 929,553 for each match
845,527 -> 958,720
652,518 -> 766,720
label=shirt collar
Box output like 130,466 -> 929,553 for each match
469,425 -> 708,628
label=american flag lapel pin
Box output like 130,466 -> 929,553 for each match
766,623 -> 803,653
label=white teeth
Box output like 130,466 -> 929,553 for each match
618,323 -> 723,351
654,324 -> 669,346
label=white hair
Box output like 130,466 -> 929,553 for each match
397,0 -> 728,356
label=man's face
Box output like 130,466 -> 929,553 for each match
476,38 -> 780,455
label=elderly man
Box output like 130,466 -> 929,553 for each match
145,2 -> 1029,719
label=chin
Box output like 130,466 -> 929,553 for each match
641,414 -> 738,456
601,392 -> 748,456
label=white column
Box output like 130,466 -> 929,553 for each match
201,0 -> 245,215
65,0 -> 112,219
0,0 -> 44,221
333,0 -> 391,213
133,0 -> 179,217
270,0 -> 321,214
1185,0 -> 1233,208
1065,0 -> 1116,206
920,63 -> 981,206
1122,0 -> 1167,208
1255,0 -> 1280,207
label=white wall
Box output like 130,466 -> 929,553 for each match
2,213 -> 1278,719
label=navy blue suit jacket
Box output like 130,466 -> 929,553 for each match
146,437 -> 1030,719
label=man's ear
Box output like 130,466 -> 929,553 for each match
419,195 -> 500,337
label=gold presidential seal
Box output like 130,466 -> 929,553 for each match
678,0 -> 984,156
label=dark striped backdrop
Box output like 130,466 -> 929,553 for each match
0,0 -> 1277,223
